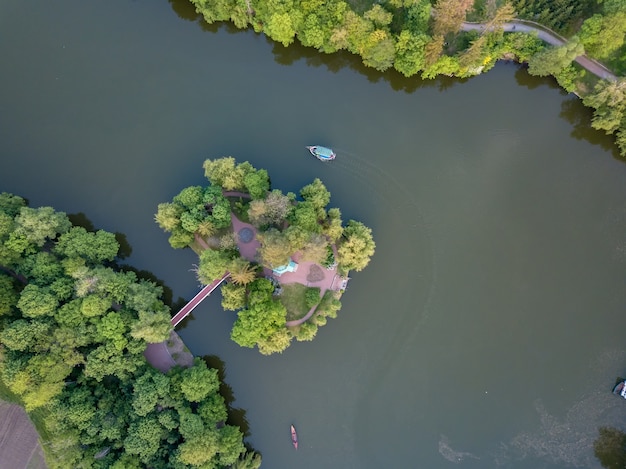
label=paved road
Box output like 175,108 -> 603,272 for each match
461,20 -> 617,80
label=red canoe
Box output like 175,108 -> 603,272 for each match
290,424 -> 298,449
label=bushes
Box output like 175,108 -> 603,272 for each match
305,287 -> 321,309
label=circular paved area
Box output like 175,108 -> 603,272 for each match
238,227 -> 254,243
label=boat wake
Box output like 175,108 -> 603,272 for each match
330,146 -> 438,351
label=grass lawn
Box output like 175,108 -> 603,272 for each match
279,284 -> 311,321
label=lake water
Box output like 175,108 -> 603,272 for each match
2,1 -> 626,467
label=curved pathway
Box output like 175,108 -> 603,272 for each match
461,19 -> 617,80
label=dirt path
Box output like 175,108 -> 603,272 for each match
0,401 -> 47,469
461,20 -> 617,81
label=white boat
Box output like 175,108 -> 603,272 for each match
306,145 -> 336,161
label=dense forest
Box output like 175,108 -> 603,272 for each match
156,157 -> 375,355
189,0 -> 626,156
0,193 -> 258,468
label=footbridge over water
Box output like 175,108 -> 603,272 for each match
170,272 -> 230,327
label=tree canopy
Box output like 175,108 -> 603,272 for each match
157,158 -> 375,355
0,193 -> 251,467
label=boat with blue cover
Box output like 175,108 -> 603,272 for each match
306,145 -> 336,161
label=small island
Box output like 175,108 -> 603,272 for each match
156,157 -> 376,354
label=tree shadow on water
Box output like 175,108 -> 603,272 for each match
514,64 -> 564,92
559,97 -> 622,161
594,426 -> 626,469
202,354 -> 252,439
167,0 -> 203,23
165,0 -> 465,95
67,212 -> 95,231
267,36 -> 466,93
166,0 -> 248,35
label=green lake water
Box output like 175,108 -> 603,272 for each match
2,1 -> 626,467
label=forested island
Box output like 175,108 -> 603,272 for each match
156,157 -> 375,355
190,0 -> 626,156
0,193 -> 260,468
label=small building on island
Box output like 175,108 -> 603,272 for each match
272,259 -> 298,276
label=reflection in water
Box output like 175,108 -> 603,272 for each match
268,37 -> 468,94
438,434 -> 480,463
165,0 -> 624,161
514,65 -> 563,92
67,212 -> 96,231
165,0 -> 466,95
594,427 -> 626,469
203,355 -> 253,439
559,98 -> 621,160
167,0 -> 201,22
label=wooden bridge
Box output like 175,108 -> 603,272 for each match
171,272 -> 230,327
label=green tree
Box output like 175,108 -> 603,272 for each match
243,169 -> 270,199
13,206 -> 71,248
217,425 -> 246,466
177,430 -> 219,466
300,14 -> 325,48
221,282 -> 247,311
248,189 -> 292,227
80,294 -> 110,317
1,319 -> 50,352
131,367 -> 171,417
15,251 -> 63,286
257,229 -> 292,267
124,417 -> 166,462
294,321 -> 318,341
177,358 -> 220,402
0,192 -> 26,218
266,13 -> 297,47
231,283 -> 287,351
337,220 -> 376,272
583,78 -> 626,134
196,248 -> 233,284
0,274 -> 17,316
394,30 -> 429,77
323,207 -> 344,242
288,201 -> 320,233
228,257 -> 257,285
154,202 -> 183,232
130,310 -> 172,343
257,327 -> 292,355
232,451 -> 263,469
527,37 -> 585,77
300,178 -> 331,218
54,227 -> 119,263
364,4 -> 392,27
361,31 -> 396,71
198,393 -> 228,426
17,284 -> 58,318
203,157 -> 236,187
300,233 -> 328,263
305,286 -> 321,308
